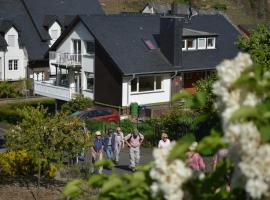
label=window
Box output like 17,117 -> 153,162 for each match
197,38 -> 206,49
7,35 -> 15,47
182,40 -> 187,50
187,39 -> 196,50
85,72 -> 94,91
85,41 -> 95,54
143,39 -> 156,50
8,60 -> 18,70
131,78 -> 138,92
50,30 -> 59,40
139,76 -> 155,92
207,37 -> 216,49
8,60 -> 12,70
131,76 -> 162,93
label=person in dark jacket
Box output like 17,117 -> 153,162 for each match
104,129 -> 115,160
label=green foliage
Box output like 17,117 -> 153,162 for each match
197,131 -> 226,156
237,24 -> 270,70
213,3 -> 227,10
120,119 -> 136,135
0,80 -> 25,98
64,164 -> 156,200
0,99 -> 55,124
5,106 -> 87,177
61,96 -> 93,115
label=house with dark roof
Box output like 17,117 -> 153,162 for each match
0,0 -> 103,82
34,13 -> 241,110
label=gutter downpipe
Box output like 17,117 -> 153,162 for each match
3,50 -> 6,81
170,71 -> 178,107
127,73 -> 136,109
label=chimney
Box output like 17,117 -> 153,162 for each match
160,16 -> 182,66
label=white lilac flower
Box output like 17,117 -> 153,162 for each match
246,179 -> 268,199
150,143 -> 192,200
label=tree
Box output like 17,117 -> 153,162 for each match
5,106 -> 87,187
61,96 -> 93,115
237,24 -> 270,70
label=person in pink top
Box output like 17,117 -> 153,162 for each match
158,133 -> 171,148
186,142 -> 205,171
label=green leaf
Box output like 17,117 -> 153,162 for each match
197,131 -> 225,156
259,125 -> 270,143
95,159 -> 115,168
172,90 -> 192,102
101,175 -> 122,193
168,134 -> 195,161
230,106 -> 258,122
63,179 -> 84,198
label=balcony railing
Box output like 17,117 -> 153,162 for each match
34,80 -> 76,101
50,52 -> 82,66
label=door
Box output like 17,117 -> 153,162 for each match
73,40 -> 81,63
75,73 -> 81,93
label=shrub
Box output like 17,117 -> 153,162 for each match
61,96 -> 93,115
119,119 -> 135,135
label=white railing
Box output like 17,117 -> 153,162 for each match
50,51 -> 82,66
34,81 -> 75,101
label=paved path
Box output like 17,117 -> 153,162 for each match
102,147 -> 153,174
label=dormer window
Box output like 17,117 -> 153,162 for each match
197,38 -> 206,49
51,30 -> 59,40
7,35 -> 15,47
207,37 -> 216,49
187,39 -> 196,50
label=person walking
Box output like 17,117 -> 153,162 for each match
91,131 -> 104,174
104,129 -> 115,161
113,127 -> 125,165
158,133 -> 171,148
186,142 -> 205,171
125,129 -> 144,172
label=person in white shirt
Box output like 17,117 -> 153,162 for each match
158,133 -> 171,148
113,127 -> 125,164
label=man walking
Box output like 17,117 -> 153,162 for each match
91,131 -> 104,174
113,127 -> 124,165
125,129 -> 144,172
104,129 -> 115,161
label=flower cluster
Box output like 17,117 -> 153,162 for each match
150,142 -> 193,200
213,53 -> 270,199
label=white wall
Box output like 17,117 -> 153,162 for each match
122,74 -> 171,107
0,51 -> 3,80
4,27 -> 27,81
48,21 -> 61,47
49,22 -> 95,100
142,5 -> 154,14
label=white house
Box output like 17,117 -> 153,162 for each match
34,20 -> 95,101
35,13 -> 241,112
0,21 -> 28,81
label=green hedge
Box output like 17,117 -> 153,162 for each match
0,99 -> 55,124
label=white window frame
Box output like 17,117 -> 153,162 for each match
85,72 -> 94,92
207,37 -> 216,49
187,38 -> 196,50
7,35 -> 15,47
182,39 -> 187,51
130,75 -> 163,94
8,60 -> 18,70
197,38 -> 206,50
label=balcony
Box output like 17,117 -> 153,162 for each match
50,52 -> 82,67
34,80 -> 77,101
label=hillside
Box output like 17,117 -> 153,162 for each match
99,0 -> 270,25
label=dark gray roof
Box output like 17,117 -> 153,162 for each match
0,20 -> 19,33
0,35 -> 7,50
183,28 -> 217,37
22,0 -> 104,41
81,15 -> 177,75
181,14 -> 241,71
0,0 -> 48,60
78,14 -> 240,75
